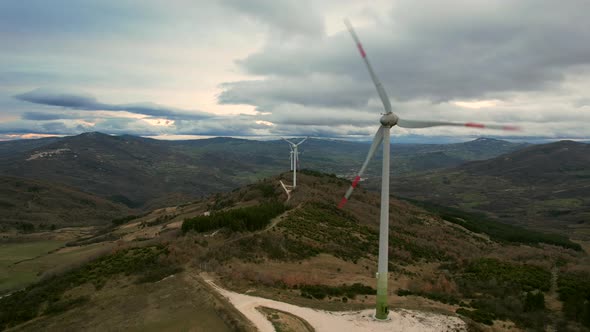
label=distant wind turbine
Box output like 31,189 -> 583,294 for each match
281,137 -> 308,188
339,19 -> 519,321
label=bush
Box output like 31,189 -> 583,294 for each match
135,266 -> 183,284
462,258 -> 551,292
396,289 -> 460,305
300,283 -> 375,300
457,259 -> 553,329
524,291 -> 545,312
456,308 -> 495,325
253,182 -> 276,198
16,222 -> 35,233
182,201 -> 286,233
558,271 -> 590,327
112,215 -> 142,226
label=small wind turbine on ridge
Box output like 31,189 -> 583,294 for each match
339,19 -> 520,321
281,136 -> 308,188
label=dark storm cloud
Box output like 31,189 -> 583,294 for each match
0,114 -> 271,138
15,89 -> 213,121
22,112 -> 82,121
0,120 -> 89,135
220,0 -> 590,108
0,1 -> 153,39
219,74 -> 373,109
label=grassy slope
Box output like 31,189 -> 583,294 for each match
175,172 -> 586,329
0,240 -> 66,293
1,244 -> 255,332
2,171 -> 587,330
0,239 -> 115,295
393,141 -> 590,239
0,176 -> 131,229
11,271 -> 242,332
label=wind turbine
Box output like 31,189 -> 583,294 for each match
338,20 -> 519,320
281,137 -> 308,188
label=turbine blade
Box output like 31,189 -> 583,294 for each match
339,126 -> 385,209
344,19 -> 393,114
296,136 -> 309,146
397,119 -> 520,131
281,137 -> 296,145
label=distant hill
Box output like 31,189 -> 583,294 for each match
0,133 -> 528,209
394,140 -> 590,238
0,137 -> 62,158
0,133 -> 243,208
0,176 -> 130,231
462,140 -> 590,184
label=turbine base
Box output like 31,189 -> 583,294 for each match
375,272 -> 389,320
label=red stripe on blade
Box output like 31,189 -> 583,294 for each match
351,176 -> 361,188
338,197 -> 348,209
357,43 -> 366,58
465,122 -> 485,128
502,125 -> 519,131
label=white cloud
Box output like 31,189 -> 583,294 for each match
0,0 -> 589,140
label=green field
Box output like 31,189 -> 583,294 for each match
0,240 -> 65,293
0,240 -> 113,294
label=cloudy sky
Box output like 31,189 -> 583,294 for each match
1,0 -> 589,141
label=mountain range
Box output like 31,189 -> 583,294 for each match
0,133 -> 527,213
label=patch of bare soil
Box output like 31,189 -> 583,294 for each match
202,272 -> 466,332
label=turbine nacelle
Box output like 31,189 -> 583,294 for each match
380,113 -> 399,128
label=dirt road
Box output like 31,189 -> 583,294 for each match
202,274 -> 465,332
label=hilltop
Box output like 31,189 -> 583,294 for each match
394,140 -> 590,238
2,171 -> 587,331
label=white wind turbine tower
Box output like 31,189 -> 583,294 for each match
339,19 -> 519,320
281,137 -> 308,188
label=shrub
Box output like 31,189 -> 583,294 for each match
462,258 -> 551,292
456,308 -> 495,325
182,201 -> 286,233
396,289 -> 460,305
300,283 -> 375,300
524,291 -> 545,312
112,215 -> 142,226
558,271 -> 590,328
254,182 -> 276,198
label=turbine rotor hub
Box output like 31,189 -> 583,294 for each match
380,113 -> 398,127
